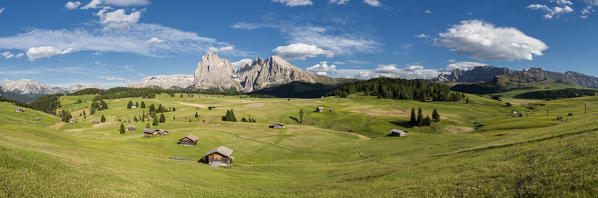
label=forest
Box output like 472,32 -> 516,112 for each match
328,78 -> 464,102
515,88 -> 598,100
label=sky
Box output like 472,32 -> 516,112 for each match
0,0 -> 597,88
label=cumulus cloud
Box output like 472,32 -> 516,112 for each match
425,10 -> 434,14
82,0 -> 102,9
363,0 -> 381,7
2,51 -> 24,59
306,61 -> 337,75
232,59 -> 253,69
96,8 -> 141,29
437,20 -> 548,61
273,43 -> 334,60
329,0 -> 349,5
0,23 -> 235,58
272,0 -> 313,7
443,61 -> 487,71
65,2 -> 82,10
26,46 -> 74,61
146,37 -> 163,44
527,4 -> 574,19
209,46 -> 234,52
415,34 -> 429,38
0,7 -> 5,15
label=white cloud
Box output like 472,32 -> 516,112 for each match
425,10 -> 434,14
2,51 -> 24,59
230,22 -> 278,30
288,26 -> 380,56
146,37 -> 163,44
527,4 -> 574,19
97,75 -> 125,81
555,0 -> 573,5
0,7 -> 5,14
333,61 -> 346,65
306,61 -> 337,75
415,34 -> 429,38
272,0 -> 313,7
65,2 -> 82,10
232,59 -> 253,69
0,23 -> 235,58
209,46 -> 234,52
82,0 -> 102,9
96,8 -> 141,29
103,0 -> 150,6
273,43 -> 334,60
437,20 -> 548,61
26,46 -> 74,61
363,0 -> 381,7
329,0 -> 349,5
443,61 -> 487,71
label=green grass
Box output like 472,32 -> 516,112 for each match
1,92 -> 598,197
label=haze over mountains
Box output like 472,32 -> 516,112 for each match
3,51 -> 598,100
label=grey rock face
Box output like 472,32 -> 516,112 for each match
236,55 -> 319,92
436,66 -> 512,82
193,51 -> 242,91
128,74 -> 194,89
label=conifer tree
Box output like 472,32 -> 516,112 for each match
134,116 -> 138,122
410,108 -> 417,124
159,113 -> 166,123
127,101 -> 133,109
152,116 -> 158,126
141,101 -> 146,108
119,123 -> 125,134
299,109 -> 304,124
135,102 -> 139,107
417,107 -> 423,126
432,109 -> 440,122
101,115 -> 106,123
424,115 -> 432,126
172,107 -> 176,112
195,112 -> 199,118
145,123 -> 150,128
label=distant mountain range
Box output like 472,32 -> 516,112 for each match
0,79 -> 100,102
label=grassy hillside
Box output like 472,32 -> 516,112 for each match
1,92 -> 598,197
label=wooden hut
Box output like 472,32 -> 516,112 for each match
158,129 -> 169,136
69,119 -> 78,123
126,125 -> 136,131
143,128 -> 158,137
269,122 -> 286,129
200,146 -> 234,167
15,109 -> 24,113
208,106 -> 216,110
315,107 -> 324,112
92,121 -> 100,124
179,134 -> 198,146
329,108 -> 334,112
389,129 -> 408,137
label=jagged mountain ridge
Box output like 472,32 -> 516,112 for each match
437,66 -> 598,89
191,51 -> 335,92
0,79 -> 100,95
128,74 -> 194,89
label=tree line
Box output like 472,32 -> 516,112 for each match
515,88 -> 598,100
410,108 -> 440,127
328,78 -> 464,102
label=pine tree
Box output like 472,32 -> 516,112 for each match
101,115 -> 106,123
410,108 -> 417,124
90,106 -> 96,115
152,116 -> 159,126
159,113 -> 166,123
119,123 -> 125,134
172,107 -> 176,112
432,109 -> 440,122
417,107 -> 423,126
135,102 -> 139,107
127,101 -> 133,109
141,101 -> 146,108
83,110 -> 86,116
100,100 -> 108,110
229,109 -> 237,122
145,123 -> 150,128
141,113 -> 145,122
195,112 -> 199,118
299,109 -> 304,124
465,97 -> 469,104
134,116 -> 138,122
423,115 -> 432,126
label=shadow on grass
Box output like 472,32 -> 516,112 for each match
289,116 -> 300,123
389,120 -> 414,129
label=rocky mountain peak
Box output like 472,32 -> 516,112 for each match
193,51 -> 242,91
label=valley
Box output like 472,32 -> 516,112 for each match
1,91 -> 597,197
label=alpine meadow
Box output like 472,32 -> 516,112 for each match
2,0 -> 598,197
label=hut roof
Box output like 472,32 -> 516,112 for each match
204,146 -> 234,158
184,134 -> 199,141
127,125 -> 135,128
391,129 -> 407,133
317,107 -> 324,110
143,128 -> 156,133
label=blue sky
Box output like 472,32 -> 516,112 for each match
0,0 -> 597,87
